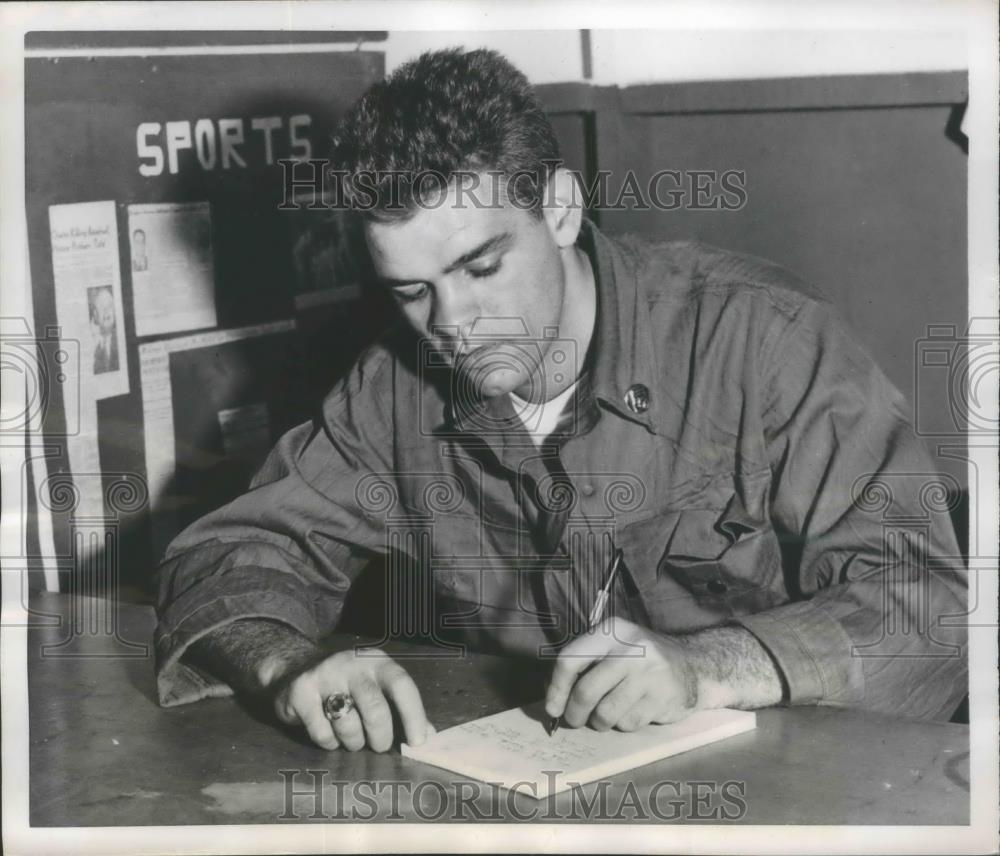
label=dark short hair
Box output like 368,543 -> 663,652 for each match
333,47 -> 561,221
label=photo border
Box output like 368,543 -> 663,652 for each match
2,2 -> 996,854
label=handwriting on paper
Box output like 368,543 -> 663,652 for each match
461,720 -> 601,765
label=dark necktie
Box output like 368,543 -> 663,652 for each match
520,374 -> 604,637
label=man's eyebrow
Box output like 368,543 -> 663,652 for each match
377,274 -> 423,288
442,232 -> 512,274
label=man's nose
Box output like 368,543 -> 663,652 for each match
428,281 -> 475,341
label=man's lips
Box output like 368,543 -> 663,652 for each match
435,340 -> 534,378
447,341 -> 500,365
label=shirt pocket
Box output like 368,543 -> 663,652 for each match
617,485 -> 785,623
426,514 -> 533,608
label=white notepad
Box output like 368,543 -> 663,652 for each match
402,703 -> 756,800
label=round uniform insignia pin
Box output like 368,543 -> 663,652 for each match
624,384 -> 650,414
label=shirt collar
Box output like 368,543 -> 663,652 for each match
435,218 -> 662,437
578,219 -> 661,435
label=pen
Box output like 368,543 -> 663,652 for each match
548,546 -> 624,737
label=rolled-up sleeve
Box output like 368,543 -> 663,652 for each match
734,300 -> 968,721
154,352 -> 395,707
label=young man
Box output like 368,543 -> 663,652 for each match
155,48 -> 967,753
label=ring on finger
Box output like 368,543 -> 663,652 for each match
322,692 -> 356,722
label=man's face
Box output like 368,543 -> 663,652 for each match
365,174 -> 571,401
94,290 -> 115,333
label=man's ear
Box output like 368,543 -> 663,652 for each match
542,167 -> 584,249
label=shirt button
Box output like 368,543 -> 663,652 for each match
624,384 -> 650,414
581,483 -> 595,497
707,580 -> 728,595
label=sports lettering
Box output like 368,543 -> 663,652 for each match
136,114 -> 313,176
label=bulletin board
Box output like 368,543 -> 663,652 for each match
25,47 -> 387,594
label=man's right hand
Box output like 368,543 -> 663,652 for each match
188,619 -> 433,753
271,647 -> 433,752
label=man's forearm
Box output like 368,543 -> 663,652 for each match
187,619 -> 321,696
679,625 -> 787,711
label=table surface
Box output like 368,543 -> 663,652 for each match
27,593 -> 969,826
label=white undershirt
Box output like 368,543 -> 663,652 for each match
509,380 -> 579,446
